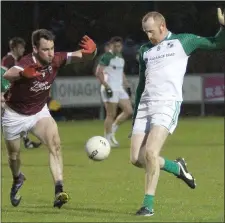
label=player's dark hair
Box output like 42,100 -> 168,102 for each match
9,37 -> 26,50
105,41 -> 111,47
32,29 -> 55,47
110,36 -> 123,44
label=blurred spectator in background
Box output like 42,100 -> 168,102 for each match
2,37 -> 25,68
93,41 -> 113,73
104,41 -> 113,53
123,37 -> 139,74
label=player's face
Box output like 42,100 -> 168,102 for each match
142,18 -> 165,45
34,38 -> 54,65
113,42 -> 123,54
13,44 -> 25,58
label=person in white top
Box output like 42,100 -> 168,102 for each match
131,9 -> 225,216
95,37 -> 133,147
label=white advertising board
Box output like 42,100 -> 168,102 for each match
52,75 -> 203,107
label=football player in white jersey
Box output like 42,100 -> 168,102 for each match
131,9 -> 225,216
95,37 -> 133,147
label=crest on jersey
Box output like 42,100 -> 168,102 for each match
167,42 -> 174,48
112,65 -> 116,70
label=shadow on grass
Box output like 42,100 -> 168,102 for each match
1,163 -> 86,167
2,205 -> 131,216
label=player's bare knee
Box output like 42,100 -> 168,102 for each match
145,149 -> 158,163
106,112 -> 116,120
130,153 -> 138,166
8,151 -> 19,160
54,136 -> 61,152
48,134 -> 61,155
125,106 -> 133,117
130,157 -> 143,168
130,148 -> 143,168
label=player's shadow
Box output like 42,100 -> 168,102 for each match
2,205 -> 131,216
30,204 -> 131,215
1,163 -> 86,167
1,208 -> 61,215
64,206 -> 131,215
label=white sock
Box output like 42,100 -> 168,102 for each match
104,133 -> 112,141
112,124 -> 119,133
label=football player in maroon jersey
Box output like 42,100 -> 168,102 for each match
2,37 -> 42,149
2,29 -> 97,208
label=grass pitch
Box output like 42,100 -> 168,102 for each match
1,117 -> 224,222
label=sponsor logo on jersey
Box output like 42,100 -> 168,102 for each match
149,52 -> 175,61
30,81 -> 51,92
40,65 -> 53,77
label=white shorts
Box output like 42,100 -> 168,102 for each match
132,100 -> 182,135
2,104 -> 51,140
100,87 -> 129,103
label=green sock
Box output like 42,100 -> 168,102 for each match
162,158 -> 180,176
143,194 -> 154,210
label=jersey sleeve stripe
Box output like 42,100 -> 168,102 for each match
1,65 -> 8,71
13,66 -> 24,71
66,52 -> 73,64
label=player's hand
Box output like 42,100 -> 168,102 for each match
126,87 -> 132,97
105,86 -> 113,98
79,35 -> 97,54
217,8 -> 225,26
21,64 -> 42,79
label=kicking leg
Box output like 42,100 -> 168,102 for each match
104,102 -> 118,147
138,125 -> 169,216
135,125 -> 196,216
31,117 -> 68,208
5,138 -> 26,207
111,99 -> 133,146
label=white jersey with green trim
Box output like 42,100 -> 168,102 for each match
141,31 -> 188,101
99,52 -> 125,90
133,27 -> 225,120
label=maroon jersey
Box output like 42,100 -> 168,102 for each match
2,53 -> 17,69
5,52 -> 67,115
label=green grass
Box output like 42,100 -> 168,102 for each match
1,117 -> 224,222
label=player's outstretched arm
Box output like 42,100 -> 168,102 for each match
3,66 -> 22,81
4,64 -> 42,81
67,35 -> 97,63
179,8 -> 225,56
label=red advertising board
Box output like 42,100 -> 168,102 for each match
204,76 -> 224,102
